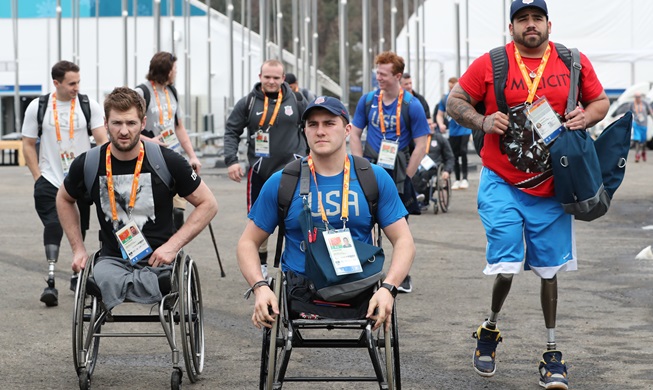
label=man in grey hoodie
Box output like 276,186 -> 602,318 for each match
224,60 -> 307,275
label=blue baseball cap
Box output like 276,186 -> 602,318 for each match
302,96 -> 350,124
510,0 -> 548,21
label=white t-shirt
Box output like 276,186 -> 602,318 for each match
21,93 -> 105,188
135,82 -> 183,137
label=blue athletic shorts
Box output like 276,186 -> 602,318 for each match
477,168 -> 577,279
632,122 -> 647,143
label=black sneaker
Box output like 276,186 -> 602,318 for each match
397,275 -> 413,293
70,273 -> 79,292
40,286 -> 59,307
472,322 -> 502,377
538,350 -> 568,389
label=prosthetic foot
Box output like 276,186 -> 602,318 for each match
40,245 -> 59,307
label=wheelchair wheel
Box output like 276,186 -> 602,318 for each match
436,164 -> 451,213
171,367 -> 183,390
78,368 -> 91,390
382,304 -> 401,390
259,268 -> 283,390
179,255 -> 204,383
72,263 -> 101,379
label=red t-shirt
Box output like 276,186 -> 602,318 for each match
459,41 -> 604,197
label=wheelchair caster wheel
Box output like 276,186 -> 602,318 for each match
78,368 -> 91,390
171,368 -> 183,390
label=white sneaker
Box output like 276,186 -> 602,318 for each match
452,180 -> 461,190
635,245 -> 653,260
459,179 -> 469,189
261,264 -> 268,279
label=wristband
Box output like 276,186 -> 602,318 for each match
243,279 -> 269,299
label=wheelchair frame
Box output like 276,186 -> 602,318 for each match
72,250 -> 204,390
259,268 -> 401,390
427,164 -> 451,214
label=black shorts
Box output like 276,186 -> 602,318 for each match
34,176 -> 90,231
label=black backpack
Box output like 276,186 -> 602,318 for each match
273,156 -> 379,267
136,83 -> 180,127
37,93 -> 93,137
473,43 -> 581,156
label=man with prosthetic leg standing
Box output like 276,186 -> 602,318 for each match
447,1 -> 609,388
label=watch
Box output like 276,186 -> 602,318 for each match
381,283 -> 398,298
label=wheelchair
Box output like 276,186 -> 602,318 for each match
72,250 -> 204,390
260,267 -> 401,389
427,163 -> 451,214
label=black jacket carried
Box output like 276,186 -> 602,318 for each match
224,82 -> 307,180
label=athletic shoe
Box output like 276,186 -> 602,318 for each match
635,245 -> 653,260
70,273 -> 79,292
538,350 -> 568,389
472,322 -> 502,377
459,179 -> 469,189
452,180 -> 461,190
261,264 -> 268,280
397,275 -> 413,293
40,286 -> 59,307
416,193 -> 426,203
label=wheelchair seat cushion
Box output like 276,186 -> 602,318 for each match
285,270 -> 375,320
93,256 -> 173,310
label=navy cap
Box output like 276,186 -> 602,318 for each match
510,0 -> 548,21
285,72 -> 297,84
302,96 -> 350,124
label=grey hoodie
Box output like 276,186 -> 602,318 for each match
224,82 -> 307,180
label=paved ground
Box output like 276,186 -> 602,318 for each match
1,150 -> 652,389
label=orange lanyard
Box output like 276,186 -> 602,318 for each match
306,155 -> 351,227
514,44 -> 551,104
634,102 -> 643,115
105,143 -> 145,228
378,89 -> 404,137
150,81 -> 173,126
425,134 -> 432,154
52,93 -> 76,142
258,90 -> 283,129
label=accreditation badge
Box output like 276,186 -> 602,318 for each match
524,96 -> 564,146
59,146 -> 76,177
322,228 -> 362,276
115,220 -> 153,265
419,155 -> 436,171
377,139 -> 399,169
254,130 -> 271,157
159,123 -> 181,151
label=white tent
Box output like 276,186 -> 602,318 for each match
397,0 -> 653,109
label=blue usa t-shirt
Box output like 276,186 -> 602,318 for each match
352,90 -> 431,152
248,155 -> 408,274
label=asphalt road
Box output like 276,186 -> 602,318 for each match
1,150 -> 652,389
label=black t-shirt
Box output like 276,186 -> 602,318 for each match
64,143 -> 202,258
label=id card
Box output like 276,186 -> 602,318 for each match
59,146 -> 76,177
254,130 -> 270,157
419,154 -> 436,171
377,139 -> 399,169
115,221 -> 153,265
524,97 -> 564,145
160,125 -> 181,150
322,229 -> 362,276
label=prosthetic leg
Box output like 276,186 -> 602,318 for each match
259,237 -> 269,278
40,244 -> 59,307
541,276 -> 558,350
538,276 -> 568,389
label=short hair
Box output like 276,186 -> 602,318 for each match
146,51 -> 177,85
51,61 -> 80,83
374,51 -> 405,76
259,59 -> 285,74
448,77 -> 459,84
401,73 -> 412,80
104,86 -> 146,121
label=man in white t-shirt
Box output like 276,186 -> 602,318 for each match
22,60 -> 107,307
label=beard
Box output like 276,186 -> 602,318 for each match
111,134 -> 141,152
514,29 -> 549,50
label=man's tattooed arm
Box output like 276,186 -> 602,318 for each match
446,83 -> 484,131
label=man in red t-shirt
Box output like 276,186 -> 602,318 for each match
447,0 -> 609,388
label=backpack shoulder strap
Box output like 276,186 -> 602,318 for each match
489,46 -> 509,114
245,91 -> 257,123
136,83 -> 150,108
83,145 -> 101,193
401,92 -> 413,135
364,90 -> 377,119
554,43 -> 582,114
143,141 -> 173,189
37,94 -> 51,138
77,93 -> 93,135
274,158 -> 303,267
351,155 -> 378,223
167,85 -> 180,127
